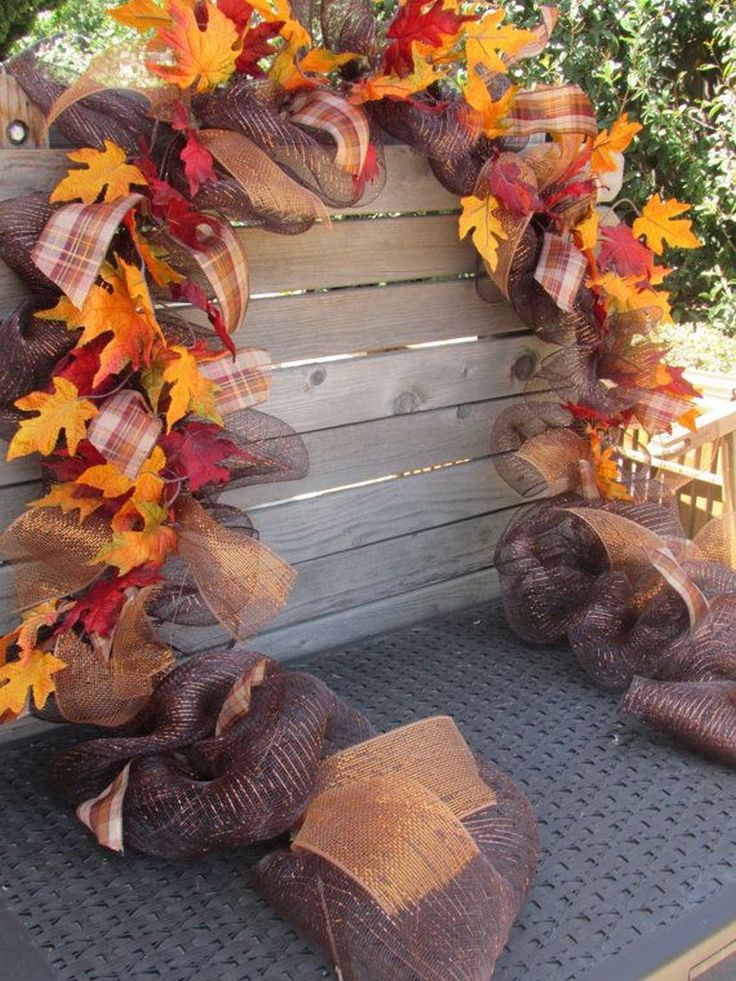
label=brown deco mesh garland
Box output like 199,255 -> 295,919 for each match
0,0 -> 724,973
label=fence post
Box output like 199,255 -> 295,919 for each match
0,73 -> 48,149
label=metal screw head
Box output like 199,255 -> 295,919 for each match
6,119 -> 28,145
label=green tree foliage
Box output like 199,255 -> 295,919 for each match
10,0 -> 736,334
0,1 -> 65,56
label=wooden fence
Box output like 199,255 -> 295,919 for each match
0,109 -> 548,657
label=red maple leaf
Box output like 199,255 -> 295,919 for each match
563,402 -> 622,429
660,363 -> 702,400
180,131 -> 217,198
160,420 -> 257,491
45,441 -> 106,483
488,156 -> 542,216
60,565 -> 164,638
53,337 -> 108,396
598,224 -> 655,280
170,279 -> 235,356
237,20 -> 284,75
218,0 -> 254,33
384,0 -> 475,76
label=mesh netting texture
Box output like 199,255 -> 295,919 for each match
1,605 -> 735,981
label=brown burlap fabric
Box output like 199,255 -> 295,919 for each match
254,717 -> 539,981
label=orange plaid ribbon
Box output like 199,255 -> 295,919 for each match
508,85 -> 597,138
179,219 -> 250,337
31,194 -> 144,310
215,658 -> 269,737
289,90 -> 370,176
198,347 -> 272,416
77,761 -> 132,853
534,232 -> 587,312
87,390 -> 162,477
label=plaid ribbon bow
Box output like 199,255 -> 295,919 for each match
31,194 -> 144,310
77,762 -> 132,853
289,90 -> 370,176
87,390 -> 162,478
534,232 -> 587,312
198,347 -> 272,416
508,85 -> 597,139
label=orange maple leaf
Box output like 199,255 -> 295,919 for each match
632,194 -> 702,255
147,2 -> 242,92
50,140 -> 148,205
95,501 -> 177,574
39,257 -> 165,387
350,47 -> 444,104
0,648 -> 66,717
463,9 -> 536,75
108,0 -> 178,32
458,193 -> 508,271
78,445 -> 167,507
586,426 -> 631,501
142,343 -> 221,429
591,271 -> 673,324
591,113 -> 642,175
126,216 -> 184,287
8,378 -> 98,460
30,483 -> 105,522
462,70 -> 516,138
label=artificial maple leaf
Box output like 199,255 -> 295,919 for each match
574,209 -> 599,253
78,445 -> 167,508
218,0 -> 254,33
349,48 -> 443,104
0,648 -> 66,717
463,9 -> 536,75
30,482 -> 105,522
8,378 -> 97,460
599,223 -> 655,279
160,420 -> 256,491
591,113 -> 642,175
44,441 -> 107,484
40,258 -> 164,387
170,278 -> 235,354
487,154 -> 542,216
236,19 -> 283,74
632,194 -> 702,256
142,343 -> 221,429
458,193 -> 508,271
592,271 -> 673,323
96,501 -> 177,575
383,0 -> 474,77
109,0 -> 175,32
300,48 -> 358,74
125,214 -> 185,287
586,426 -> 631,501
53,339 -> 107,396
61,565 -> 163,637
180,129 -> 218,196
148,2 -> 242,92
462,70 -> 516,138
50,140 -> 148,205
248,0 -> 310,48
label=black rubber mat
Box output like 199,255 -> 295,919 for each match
2,603 -> 735,980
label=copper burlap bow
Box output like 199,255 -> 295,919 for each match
0,495 -> 296,635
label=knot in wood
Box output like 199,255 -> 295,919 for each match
393,390 -> 423,415
512,353 -> 536,381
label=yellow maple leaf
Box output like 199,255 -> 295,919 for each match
299,48 -> 358,74
30,483 -> 105,522
592,271 -> 673,324
95,501 -> 177,574
463,9 -> 536,75
349,48 -> 443,104
458,193 -> 508,272
591,113 -> 642,175
128,220 -> 184,287
8,378 -> 97,461
0,648 -> 66,717
632,194 -> 702,256
142,343 -> 221,429
78,445 -> 166,505
574,209 -> 599,252
147,2 -> 242,92
17,602 -> 60,660
50,140 -> 148,206
462,70 -> 516,138
108,0 -> 178,32
39,257 -> 164,387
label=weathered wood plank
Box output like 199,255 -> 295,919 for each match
249,456 -> 519,564
158,508 -> 510,653
200,277 -> 527,362
0,212 -> 478,312
0,145 -> 459,213
244,566 -> 499,659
